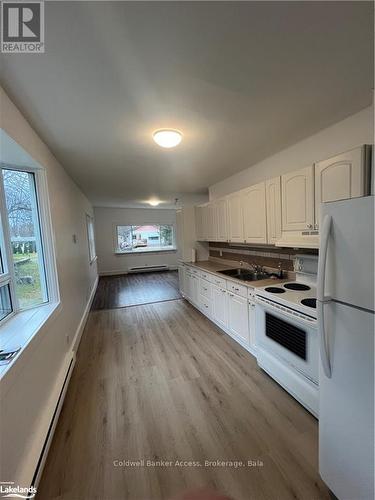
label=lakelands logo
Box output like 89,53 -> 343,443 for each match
0,482 -> 37,499
1,1 -> 44,53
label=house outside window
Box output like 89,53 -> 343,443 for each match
0,163 -> 58,323
116,224 -> 175,253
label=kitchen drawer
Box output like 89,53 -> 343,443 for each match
200,278 -> 212,299
247,287 -> 256,299
199,296 -> 213,316
209,274 -> 227,289
185,265 -> 199,275
200,270 -> 213,281
227,280 -> 247,298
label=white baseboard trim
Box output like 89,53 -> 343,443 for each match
72,275 -> 99,352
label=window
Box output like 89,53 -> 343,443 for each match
0,166 -> 52,320
86,214 -> 96,263
116,224 -> 175,253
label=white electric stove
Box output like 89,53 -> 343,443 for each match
255,280 -> 317,321
254,255 -> 319,416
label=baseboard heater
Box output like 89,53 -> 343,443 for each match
31,355 -> 75,490
128,265 -> 169,273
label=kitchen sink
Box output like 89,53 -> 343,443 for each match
218,268 -> 270,281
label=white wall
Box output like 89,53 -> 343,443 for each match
209,106 -> 374,199
0,87 -> 98,488
94,206 -> 178,275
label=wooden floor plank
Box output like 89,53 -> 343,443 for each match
92,271 -> 181,310
37,291 -> 329,500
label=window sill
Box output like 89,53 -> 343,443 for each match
0,301 -> 62,381
115,248 -> 177,255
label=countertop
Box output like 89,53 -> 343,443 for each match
183,260 -> 289,289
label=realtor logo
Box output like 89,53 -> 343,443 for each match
1,1 -> 44,53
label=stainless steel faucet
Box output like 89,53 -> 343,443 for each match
239,260 -> 265,274
239,260 -> 252,270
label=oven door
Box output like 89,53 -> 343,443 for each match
255,302 -> 318,384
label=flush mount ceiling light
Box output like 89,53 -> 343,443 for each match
148,199 -> 161,207
153,129 -> 182,148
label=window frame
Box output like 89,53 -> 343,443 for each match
114,223 -> 177,254
0,161 -> 59,324
86,213 -> 97,264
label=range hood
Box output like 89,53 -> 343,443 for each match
276,230 -> 319,249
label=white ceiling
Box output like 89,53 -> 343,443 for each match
1,1 -> 373,208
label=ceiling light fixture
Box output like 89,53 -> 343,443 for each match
153,129 -> 182,148
148,199 -> 161,207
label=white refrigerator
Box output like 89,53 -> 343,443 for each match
318,196 -> 374,500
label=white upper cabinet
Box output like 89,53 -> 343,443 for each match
242,182 -> 267,244
281,166 -> 314,231
227,191 -> 244,243
215,198 -> 228,242
195,199 -> 227,242
207,203 -> 217,241
265,176 -> 282,244
176,207 -> 198,261
314,146 -> 369,228
196,204 -> 210,241
195,206 -> 204,241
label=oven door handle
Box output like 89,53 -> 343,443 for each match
317,214 -> 332,378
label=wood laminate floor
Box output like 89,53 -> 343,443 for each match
37,297 -> 329,500
92,271 -> 181,310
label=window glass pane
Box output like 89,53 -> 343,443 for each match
0,248 -> 4,275
160,224 -> 174,247
0,284 -> 12,321
86,214 -> 96,262
116,224 -> 175,253
2,169 -> 48,309
117,225 -> 133,251
133,225 -> 159,248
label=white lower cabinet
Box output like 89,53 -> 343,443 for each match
248,295 -> 257,355
178,264 -> 186,295
199,277 -> 213,315
212,285 -> 228,329
199,296 -> 213,316
227,292 -> 250,345
191,274 -> 200,306
199,278 -> 212,300
185,271 -> 199,304
184,266 -> 254,354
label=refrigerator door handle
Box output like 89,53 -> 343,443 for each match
318,300 -> 331,378
318,214 -> 332,378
